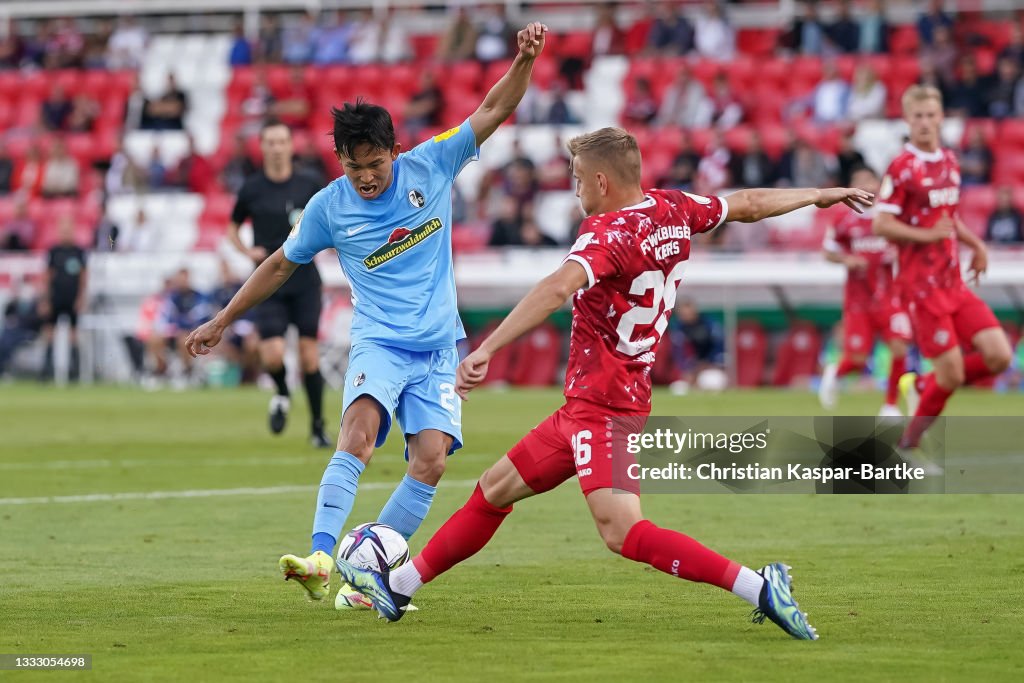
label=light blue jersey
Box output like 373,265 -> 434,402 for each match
284,119 -> 479,351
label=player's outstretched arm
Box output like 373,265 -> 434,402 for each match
468,22 -> 548,146
725,187 -> 874,223
456,260 -> 587,398
872,211 -> 954,244
184,248 -> 298,357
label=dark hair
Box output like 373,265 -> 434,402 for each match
331,98 -> 396,159
849,163 -> 878,178
260,118 -> 291,138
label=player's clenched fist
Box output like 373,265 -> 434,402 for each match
517,22 -> 548,59
184,319 -> 225,358
455,349 -> 491,399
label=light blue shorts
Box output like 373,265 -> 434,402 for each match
342,342 -> 463,457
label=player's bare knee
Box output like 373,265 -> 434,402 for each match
985,347 -> 1012,374
337,428 -> 375,462
598,522 -> 627,555
408,451 -> 446,486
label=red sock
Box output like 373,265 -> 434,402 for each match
835,356 -> 864,377
899,375 -> 954,448
620,520 -> 741,591
962,352 -> 993,385
412,484 -> 512,583
886,356 -> 906,405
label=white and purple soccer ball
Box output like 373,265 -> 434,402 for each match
335,523 -> 409,610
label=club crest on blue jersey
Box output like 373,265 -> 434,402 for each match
409,189 -> 425,208
362,217 -> 443,270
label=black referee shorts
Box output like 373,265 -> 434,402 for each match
47,297 -> 78,327
253,288 -> 321,340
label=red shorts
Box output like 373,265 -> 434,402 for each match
907,287 -> 1000,359
507,399 -> 648,496
843,299 -> 912,355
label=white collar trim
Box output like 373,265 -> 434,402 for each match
622,195 -> 656,211
905,143 -> 943,163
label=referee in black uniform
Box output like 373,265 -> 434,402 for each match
41,218 -> 87,382
229,119 -> 329,447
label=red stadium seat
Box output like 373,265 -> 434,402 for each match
992,154 -> 1024,187
409,34 -> 439,62
472,321 -> 515,386
757,122 -> 790,158
558,31 -> 594,60
736,321 -> 767,387
509,323 -> 562,387
736,28 -> 780,58
999,119 -> 1024,149
961,118 -> 998,148
889,26 -> 920,55
771,321 -> 822,387
651,336 -> 680,385
723,125 -> 753,154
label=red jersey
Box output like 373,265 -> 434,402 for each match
823,210 -> 897,312
562,188 -> 727,412
876,144 -> 964,310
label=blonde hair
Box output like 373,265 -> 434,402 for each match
901,84 -> 943,112
566,127 -> 642,185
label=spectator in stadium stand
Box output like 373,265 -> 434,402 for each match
41,85 -> 73,131
824,0 -> 859,54
0,19 -> 21,68
282,11 -> 318,65
835,132 -> 866,186
857,0 -> 889,54
537,140 -> 572,191
922,24 -> 958,79
0,278 -> 43,379
916,0 -> 953,48
349,8 -> 411,64
1000,24 -> 1024,67
518,216 -> 559,248
220,135 -> 258,194
2,197 -> 36,251
84,19 -> 111,69
162,267 -> 212,383
986,186 -> 1024,245
105,138 -> 147,196
694,1 -> 735,61
591,3 -> 625,57
730,131 -> 778,188
984,56 -> 1020,120
808,59 -> 851,124
146,143 -> 167,191
655,65 -> 711,129
916,56 -> 949,102
293,138 -> 329,186
312,11 -> 351,65
707,71 -> 743,129
269,65 -> 312,130
623,77 -> 658,125
437,7 -> 477,62
670,297 -> 724,384
785,0 -> 827,56
46,17 -> 84,69
119,207 -> 159,253
646,2 -> 694,56
40,140 -> 80,198
847,64 -> 887,121
959,127 -> 993,187
141,74 -> 188,131
40,216 -> 87,381
474,5 -> 515,63
257,13 -> 283,63
403,70 -> 444,138
488,195 -> 526,247
791,136 -> 835,188
20,22 -> 48,68
106,16 -> 148,70
67,93 -> 99,133
229,20 -> 253,66
946,55 -> 988,118
0,141 -> 13,194
167,136 -> 215,194
657,136 -> 702,191
15,146 -> 44,197
545,80 -> 579,125
695,130 -> 731,195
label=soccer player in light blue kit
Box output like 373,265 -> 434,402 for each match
185,22 -> 549,603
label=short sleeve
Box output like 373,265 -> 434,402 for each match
663,189 -> 728,234
876,161 -> 908,216
282,188 -> 332,264
230,183 -> 251,225
412,118 -> 480,181
563,221 -> 629,289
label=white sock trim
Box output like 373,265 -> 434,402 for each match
389,562 -> 424,598
731,566 -> 764,607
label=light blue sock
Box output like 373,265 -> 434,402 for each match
310,451 -> 365,555
377,474 -> 437,540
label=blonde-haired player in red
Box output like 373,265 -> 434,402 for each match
336,127 -> 873,639
873,86 -> 1012,465
819,165 -> 912,417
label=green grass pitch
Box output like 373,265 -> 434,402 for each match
1,385 -> 1023,682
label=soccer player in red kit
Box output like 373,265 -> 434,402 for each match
338,128 -> 873,639
819,166 -> 912,416
873,86 -> 1012,462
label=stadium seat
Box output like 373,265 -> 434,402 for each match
509,323 -> 562,387
651,336 -> 680,385
472,321 -> 515,386
771,321 -> 822,387
736,28 -> 780,58
889,26 -> 920,54
736,321 -> 767,387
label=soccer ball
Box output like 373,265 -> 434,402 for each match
334,522 -> 409,611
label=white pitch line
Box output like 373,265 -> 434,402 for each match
0,479 -> 479,506
0,452 -> 499,471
